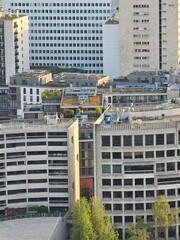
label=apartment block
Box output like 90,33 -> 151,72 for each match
0,9 -> 29,85
94,103 -> 180,239
119,0 -> 179,76
0,118 -> 79,214
3,0 -> 118,74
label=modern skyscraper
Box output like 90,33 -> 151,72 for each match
119,0 -> 179,76
3,0 -> 118,74
0,9 -> 29,85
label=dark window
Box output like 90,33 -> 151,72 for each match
167,133 -> 175,144
135,152 -> 143,159
167,150 -> 175,157
112,152 -> 121,160
135,191 -> 144,198
135,179 -> 143,185
156,151 -> 164,158
102,152 -> 110,159
156,163 -> 165,172
113,204 -> 122,211
102,191 -> 111,198
167,162 -> 175,171
156,134 -> 164,145
124,136 -> 132,146
146,190 -> 154,197
145,151 -> 154,158
134,135 -> 143,146
102,136 -> 110,146
124,152 -> 132,159
112,136 -> 121,146
124,179 -> 133,186
124,191 -> 133,198
145,135 -> 153,146
113,191 -> 122,198
114,216 -> 122,223
146,178 -> 154,185
102,179 -> 111,186
125,204 -> 133,210
113,179 -> 122,186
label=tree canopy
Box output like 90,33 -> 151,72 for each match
70,196 -> 118,240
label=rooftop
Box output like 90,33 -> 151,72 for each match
54,72 -> 107,81
12,70 -> 50,78
0,217 -> 59,240
62,95 -> 102,107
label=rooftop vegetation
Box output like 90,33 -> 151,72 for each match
41,89 -> 62,100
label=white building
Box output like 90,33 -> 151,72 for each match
0,9 -> 29,85
0,118 -> 79,213
3,0 -> 118,74
103,11 -> 120,79
119,0 -> 180,76
94,104 -> 180,239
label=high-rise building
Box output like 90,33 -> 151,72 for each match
119,0 -> 179,76
0,9 -> 29,85
3,0 -> 118,74
0,118 -> 79,214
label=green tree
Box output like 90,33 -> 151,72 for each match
95,107 -> 102,114
71,198 -> 97,240
152,195 -> 177,238
126,217 -> 151,240
91,196 -> 119,240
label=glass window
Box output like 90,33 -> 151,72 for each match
167,133 -> 175,145
135,191 -> 144,198
102,191 -> 111,198
124,179 -> 133,186
156,163 -> 165,172
167,162 -> 175,171
156,151 -> 164,158
113,179 -> 122,186
135,179 -> 143,185
102,136 -> 110,146
102,179 -> 111,186
135,203 -> 144,210
157,190 -> 165,196
167,189 -> 175,196
102,165 -> 110,174
135,152 -> 143,159
125,204 -> 133,210
113,204 -> 122,211
145,135 -> 154,146
113,191 -> 122,198
146,190 -> 154,197
112,152 -> 121,160
113,136 -> 121,146
145,151 -> 154,158
124,152 -> 132,160
156,134 -> 164,145
113,165 -> 121,174
146,178 -> 154,185
102,152 -> 110,159
124,191 -> 133,198
134,135 -> 143,146
167,150 -> 175,157
124,136 -> 132,146
114,216 -> 122,223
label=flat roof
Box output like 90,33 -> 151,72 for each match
62,95 -> 102,107
0,218 -> 59,240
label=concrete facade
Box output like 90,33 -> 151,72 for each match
3,0 -> 119,74
0,10 -> 29,85
119,0 -> 180,76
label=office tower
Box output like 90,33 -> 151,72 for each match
119,0 -> 179,76
3,0 -> 118,74
94,104 -> 180,239
0,118 -> 79,213
0,9 -> 29,85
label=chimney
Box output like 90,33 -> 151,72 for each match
15,9 -> 19,18
8,8 -> 12,18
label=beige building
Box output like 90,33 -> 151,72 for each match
119,0 -> 179,76
0,9 -> 29,85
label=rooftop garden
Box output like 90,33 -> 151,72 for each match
41,89 -> 62,100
